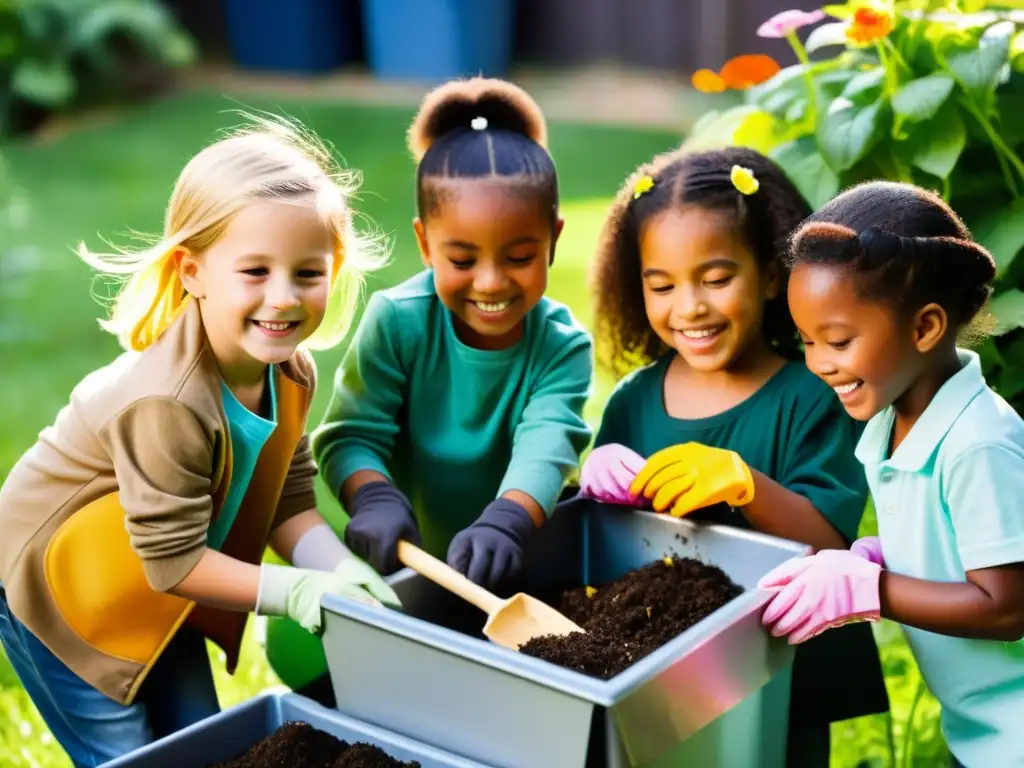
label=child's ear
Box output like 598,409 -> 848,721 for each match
549,217 -> 565,266
913,302 -> 948,353
175,247 -> 204,299
413,217 -> 431,268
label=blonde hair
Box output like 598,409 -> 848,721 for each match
80,111 -> 388,352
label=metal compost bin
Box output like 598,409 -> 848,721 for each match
321,499 -> 810,768
104,690 -> 495,768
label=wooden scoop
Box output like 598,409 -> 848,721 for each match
396,540 -> 584,651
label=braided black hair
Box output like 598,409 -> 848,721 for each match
408,77 -> 557,229
788,181 -> 995,330
591,146 -> 812,378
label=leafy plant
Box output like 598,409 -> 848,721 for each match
0,0 -> 196,135
686,0 -> 1024,412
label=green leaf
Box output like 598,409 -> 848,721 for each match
806,21 -> 850,54
947,20 -> 1013,93
690,109 -> 722,137
771,136 -> 841,209
988,289 -> 1024,335
892,74 -> 956,122
785,97 -> 809,124
842,68 -> 886,105
11,57 -> 74,106
749,65 -> 808,119
733,109 -> 795,155
970,196 -> 1024,278
683,106 -> 764,151
732,110 -> 779,153
910,105 -> 965,179
822,4 -> 852,20
817,69 -> 857,100
817,97 -> 888,172
1010,30 -> 1024,72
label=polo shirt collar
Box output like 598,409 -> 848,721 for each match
855,348 -> 986,471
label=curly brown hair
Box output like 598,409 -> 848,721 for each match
590,146 -> 813,379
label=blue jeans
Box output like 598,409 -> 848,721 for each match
0,582 -> 220,767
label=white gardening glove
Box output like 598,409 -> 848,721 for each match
256,560 -> 402,635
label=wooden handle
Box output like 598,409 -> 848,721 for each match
396,540 -> 503,615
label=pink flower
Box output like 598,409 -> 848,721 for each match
757,8 -> 826,38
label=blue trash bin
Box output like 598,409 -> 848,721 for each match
362,0 -> 515,82
224,0 -> 360,74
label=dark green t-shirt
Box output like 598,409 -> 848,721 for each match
594,354 -> 889,726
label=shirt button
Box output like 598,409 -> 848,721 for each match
881,473 -> 892,484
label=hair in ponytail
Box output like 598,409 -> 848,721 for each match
788,181 -> 995,334
407,77 -> 558,227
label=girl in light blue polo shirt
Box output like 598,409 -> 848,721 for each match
759,180 -> 1024,768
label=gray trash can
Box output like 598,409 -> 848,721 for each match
104,689 -> 496,767
321,499 -> 810,767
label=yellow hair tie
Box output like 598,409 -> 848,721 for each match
633,174 -> 655,199
731,165 -> 759,195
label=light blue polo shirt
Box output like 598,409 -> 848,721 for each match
855,349 -> 1024,768
207,368 -> 278,550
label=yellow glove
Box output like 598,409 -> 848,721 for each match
628,442 -> 755,517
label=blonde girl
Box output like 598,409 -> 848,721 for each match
0,114 -> 398,767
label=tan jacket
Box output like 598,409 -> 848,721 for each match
0,299 -> 317,704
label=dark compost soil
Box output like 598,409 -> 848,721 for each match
519,555 -> 743,679
209,721 -> 421,768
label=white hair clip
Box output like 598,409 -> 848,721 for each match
470,116 -> 488,131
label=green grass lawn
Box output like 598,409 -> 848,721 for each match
0,91 -> 948,767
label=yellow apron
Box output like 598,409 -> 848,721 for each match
42,370 -> 309,704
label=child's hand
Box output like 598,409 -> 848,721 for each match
629,442 -> 755,517
343,481 -> 421,575
256,560 -> 402,635
447,498 -> 534,589
579,443 -> 647,507
757,550 -> 881,644
850,535 -> 885,567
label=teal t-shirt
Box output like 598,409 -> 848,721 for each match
595,355 -> 867,539
594,354 -> 889,725
207,369 -> 277,550
312,269 -> 594,559
857,349 -> 1024,768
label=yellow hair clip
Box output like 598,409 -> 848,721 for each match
731,165 -> 759,195
633,174 -> 655,199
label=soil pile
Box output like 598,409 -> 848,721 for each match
519,556 -> 743,679
209,721 -> 421,768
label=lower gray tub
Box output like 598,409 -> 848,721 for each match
103,689 -> 495,767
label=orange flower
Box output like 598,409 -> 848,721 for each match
692,54 -> 780,93
692,68 -> 726,93
719,54 -> 781,90
845,7 -> 894,44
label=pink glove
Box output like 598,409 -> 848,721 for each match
757,550 -> 881,644
850,536 -> 885,567
579,443 -> 647,507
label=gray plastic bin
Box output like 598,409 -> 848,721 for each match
104,689 -> 495,767
321,499 -> 810,768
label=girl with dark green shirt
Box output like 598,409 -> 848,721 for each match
581,147 -> 889,767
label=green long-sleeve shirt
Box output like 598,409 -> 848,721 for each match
312,270 -> 594,558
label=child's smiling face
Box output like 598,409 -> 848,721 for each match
638,205 -> 778,373
179,197 -> 334,384
788,262 -> 922,421
414,179 -> 561,350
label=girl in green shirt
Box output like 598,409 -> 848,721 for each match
579,146 -> 888,767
